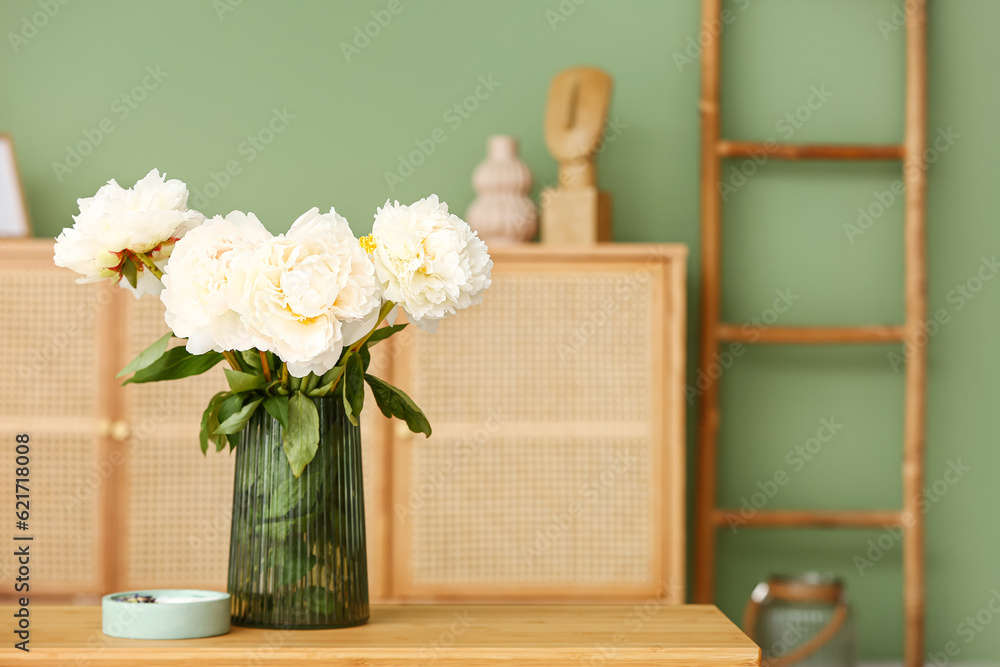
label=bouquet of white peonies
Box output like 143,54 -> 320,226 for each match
54,169 -> 492,476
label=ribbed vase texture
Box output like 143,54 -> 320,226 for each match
227,397 -> 369,628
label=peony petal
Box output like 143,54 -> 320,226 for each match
410,315 -> 440,334
342,303 -> 383,347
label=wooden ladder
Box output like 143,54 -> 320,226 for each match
693,2 -> 928,666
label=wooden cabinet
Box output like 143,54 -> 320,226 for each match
0,241 -> 686,604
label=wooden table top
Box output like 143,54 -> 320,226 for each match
3,604 -> 760,666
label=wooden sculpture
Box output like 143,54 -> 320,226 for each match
540,66 -> 613,244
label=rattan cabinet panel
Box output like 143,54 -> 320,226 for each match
0,242 -> 112,596
389,245 -> 687,603
0,429 -> 104,594
120,297 -> 233,590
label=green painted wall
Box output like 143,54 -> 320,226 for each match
2,0 -> 997,659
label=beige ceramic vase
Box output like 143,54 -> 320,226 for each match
466,136 -> 537,245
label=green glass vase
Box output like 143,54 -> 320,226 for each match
227,396 -> 369,629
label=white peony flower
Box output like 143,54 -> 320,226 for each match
230,207 -> 381,377
369,195 -> 492,332
53,169 -> 204,298
160,211 -> 272,355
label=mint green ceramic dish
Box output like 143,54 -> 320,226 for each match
101,590 -> 231,639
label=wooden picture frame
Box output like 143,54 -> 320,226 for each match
0,134 -> 31,237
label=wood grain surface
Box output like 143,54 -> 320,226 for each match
1,604 -> 760,666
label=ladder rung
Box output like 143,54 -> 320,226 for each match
712,509 -> 904,529
717,141 -> 904,161
716,324 -> 906,345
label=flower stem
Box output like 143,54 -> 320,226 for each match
134,252 -> 164,281
349,301 -> 396,353
259,350 -> 272,383
222,350 -> 242,372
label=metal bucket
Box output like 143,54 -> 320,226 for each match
743,573 -> 856,667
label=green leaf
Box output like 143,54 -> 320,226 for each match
123,347 -> 224,385
294,586 -> 339,615
210,419 -> 230,451
263,395 -> 289,430
199,391 -> 229,455
117,331 -> 172,378
299,438 -> 333,489
264,475 -> 313,519
365,374 -> 432,437
268,540 -> 317,586
215,397 -> 264,434
283,392 -> 319,478
342,353 -> 365,426
210,400 -> 230,452
225,368 -> 265,393
217,393 -> 245,426
121,257 -> 138,289
320,363 -> 345,387
359,343 -> 371,372
366,323 -> 407,346
307,379 -> 339,397
302,373 -> 321,395
310,365 -> 346,397
240,349 -> 263,371
254,512 -> 317,540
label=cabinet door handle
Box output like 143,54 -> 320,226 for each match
394,422 -> 413,442
109,420 -> 131,442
